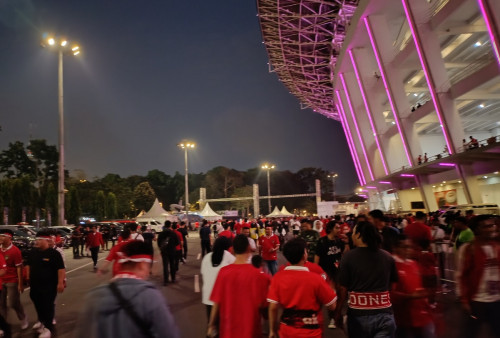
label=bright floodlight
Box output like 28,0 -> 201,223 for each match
178,141 -> 196,149
73,51 -> 80,56
72,46 -> 79,51
61,40 -> 68,47
261,163 -> 275,170
48,38 -> 55,45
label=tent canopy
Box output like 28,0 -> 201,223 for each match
266,206 -> 295,218
136,198 -> 176,222
199,203 -> 221,221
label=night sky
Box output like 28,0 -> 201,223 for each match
0,0 -> 358,195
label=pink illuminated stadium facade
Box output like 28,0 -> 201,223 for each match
258,0 -> 500,213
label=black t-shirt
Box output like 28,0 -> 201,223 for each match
338,247 -> 397,315
157,229 -> 179,253
199,226 -> 211,241
178,227 -> 188,240
316,236 -> 345,278
27,248 -> 65,290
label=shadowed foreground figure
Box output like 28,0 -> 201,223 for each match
75,241 -> 179,338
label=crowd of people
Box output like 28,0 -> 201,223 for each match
0,208 -> 497,338
199,210 -> 500,338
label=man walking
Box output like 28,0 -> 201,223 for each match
258,225 -> 280,275
298,219 -> 320,262
178,222 -> 189,262
268,238 -> 337,338
200,220 -> 212,257
70,226 -> 83,258
75,241 -> 179,338
157,221 -> 180,285
26,230 -> 65,338
86,226 -> 104,270
336,221 -> 398,337
0,230 -> 28,330
208,235 -> 270,338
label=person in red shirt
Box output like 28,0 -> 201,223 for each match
218,223 -> 235,241
404,211 -> 432,250
86,226 -> 104,270
208,235 -> 270,338
258,225 -> 280,275
0,230 -> 28,329
391,237 -> 434,337
268,238 -> 337,338
174,224 -> 184,274
98,229 -> 132,277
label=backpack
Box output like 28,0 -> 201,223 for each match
160,230 -> 179,252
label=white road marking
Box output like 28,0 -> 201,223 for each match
66,257 -> 106,274
194,274 -> 200,293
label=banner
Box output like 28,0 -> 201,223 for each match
434,189 -> 457,207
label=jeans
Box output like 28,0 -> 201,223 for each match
347,312 -> 396,338
90,246 -> 99,267
0,283 -> 26,321
265,260 -> 278,276
161,250 -> 177,283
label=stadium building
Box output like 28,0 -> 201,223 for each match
257,0 -> 500,213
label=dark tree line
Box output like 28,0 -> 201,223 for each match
0,139 -> 360,224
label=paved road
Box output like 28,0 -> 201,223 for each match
5,232 -> 479,338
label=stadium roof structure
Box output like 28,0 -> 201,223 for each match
256,0 -> 359,120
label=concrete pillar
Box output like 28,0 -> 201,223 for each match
458,165 -> 483,203
403,0 -> 466,154
364,16 -> 419,167
253,184 -> 260,218
199,188 -> 206,210
478,0 -> 500,68
349,48 -> 390,176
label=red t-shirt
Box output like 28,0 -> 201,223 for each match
210,264 -> 270,338
233,223 -> 243,235
280,261 -> 327,281
267,266 -> 337,338
391,257 -> 433,328
86,232 -> 104,248
105,240 -> 132,276
175,230 -> 183,251
404,222 -> 431,246
259,235 -> 280,261
0,245 -> 22,283
218,230 -> 235,240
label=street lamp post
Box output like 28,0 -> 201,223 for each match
261,163 -> 275,214
178,141 -> 195,228
42,36 -> 80,226
327,173 -> 338,201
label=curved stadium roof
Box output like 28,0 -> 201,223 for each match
257,0 -> 359,120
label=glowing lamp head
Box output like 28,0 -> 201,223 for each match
61,40 -> 67,47
48,38 -> 55,46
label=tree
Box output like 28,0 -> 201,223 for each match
204,166 -> 243,198
133,182 -> 156,213
0,142 -> 33,179
45,183 -> 57,226
66,187 -> 81,225
106,192 -> 118,219
95,191 -> 106,221
230,185 -> 253,217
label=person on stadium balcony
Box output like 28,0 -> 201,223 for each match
457,215 -> 500,338
336,221 -> 398,337
207,235 -> 270,338
268,238 -> 337,338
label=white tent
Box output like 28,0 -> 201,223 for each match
266,206 -> 282,218
280,206 -> 294,216
136,198 -> 177,223
199,203 -> 222,221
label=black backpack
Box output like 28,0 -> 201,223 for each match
160,230 -> 179,252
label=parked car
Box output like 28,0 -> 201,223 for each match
40,227 -> 72,248
0,225 -> 36,260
